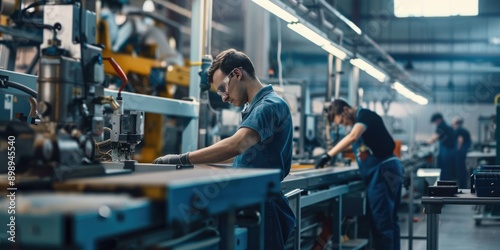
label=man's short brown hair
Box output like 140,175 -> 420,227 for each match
208,49 -> 256,84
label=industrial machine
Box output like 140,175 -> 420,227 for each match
0,1 -> 285,249
98,0 -> 191,162
0,0 -> 149,175
1,0 -> 104,176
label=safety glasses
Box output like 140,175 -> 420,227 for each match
216,68 -> 239,96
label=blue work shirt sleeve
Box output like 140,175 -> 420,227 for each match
239,104 -> 278,143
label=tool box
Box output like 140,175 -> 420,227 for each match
472,165 -> 500,197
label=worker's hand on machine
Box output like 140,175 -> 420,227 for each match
152,153 -> 191,165
315,153 -> 332,168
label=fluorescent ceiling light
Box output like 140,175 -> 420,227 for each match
287,23 -> 330,46
393,81 -> 428,105
394,0 -> 478,18
322,43 -> 347,60
347,22 -> 362,36
350,58 -> 387,82
254,0 -> 350,61
365,67 -> 386,82
252,0 -> 298,23
350,58 -> 370,71
143,0 -> 155,12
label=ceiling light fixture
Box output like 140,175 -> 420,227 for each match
322,43 -> 348,60
392,81 -> 428,105
350,58 -> 387,82
252,0 -> 298,23
287,23 -> 330,46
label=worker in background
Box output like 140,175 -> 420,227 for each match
152,49 -> 295,249
315,99 -> 403,250
452,117 -> 472,188
428,113 -> 457,182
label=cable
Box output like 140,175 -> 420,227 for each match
276,16 -> 283,88
19,0 -> 47,20
18,1 -> 56,34
153,227 -> 218,248
205,91 -> 221,115
1,80 -> 37,97
102,57 -> 128,97
16,20 -> 56,31
96,139 -> 111,146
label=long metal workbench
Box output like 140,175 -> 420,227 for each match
283,165 -> 367,250
0,167 -> 281,250
0,160 -> 366,250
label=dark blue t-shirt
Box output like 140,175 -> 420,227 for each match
456,127 -> 471,150
436,121 -> 456,149
233,85 -> 295,248
233,85 -> 293,180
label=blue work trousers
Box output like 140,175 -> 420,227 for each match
438,145 -> 456,181
264,192 -> 296,249
354,137 -> 403,250
361,156 -> 403,250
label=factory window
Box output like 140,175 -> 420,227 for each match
394,0 -> 478,17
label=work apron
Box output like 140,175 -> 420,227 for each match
352,109 -> 403,250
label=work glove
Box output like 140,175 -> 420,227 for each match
152,152 -> 191,165
315,153 -> 332,168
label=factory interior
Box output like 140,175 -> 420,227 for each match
1,0 -> 500,249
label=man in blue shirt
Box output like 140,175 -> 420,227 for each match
428,113 -> 457,182
152,49 -> 295,249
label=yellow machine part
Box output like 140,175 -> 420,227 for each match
98,21 -> 191,163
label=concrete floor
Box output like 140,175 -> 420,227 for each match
399,205 -> 500,250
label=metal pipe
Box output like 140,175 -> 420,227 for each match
334,58 -> 342,99
286,0 -> 336,36
4,80 -> 37,97
408,167 -> 414,250
153,0 -> 232,34
317,0 -> 362,35
364,34 -> 397,64
27,96 -> 38,117
327,54 -> 334,101
184,0 -> 204,152
204,0 -> 213,55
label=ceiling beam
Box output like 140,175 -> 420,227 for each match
376,38 -> 490,44
410,68 -> 500,74
389,52 -> 500,62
